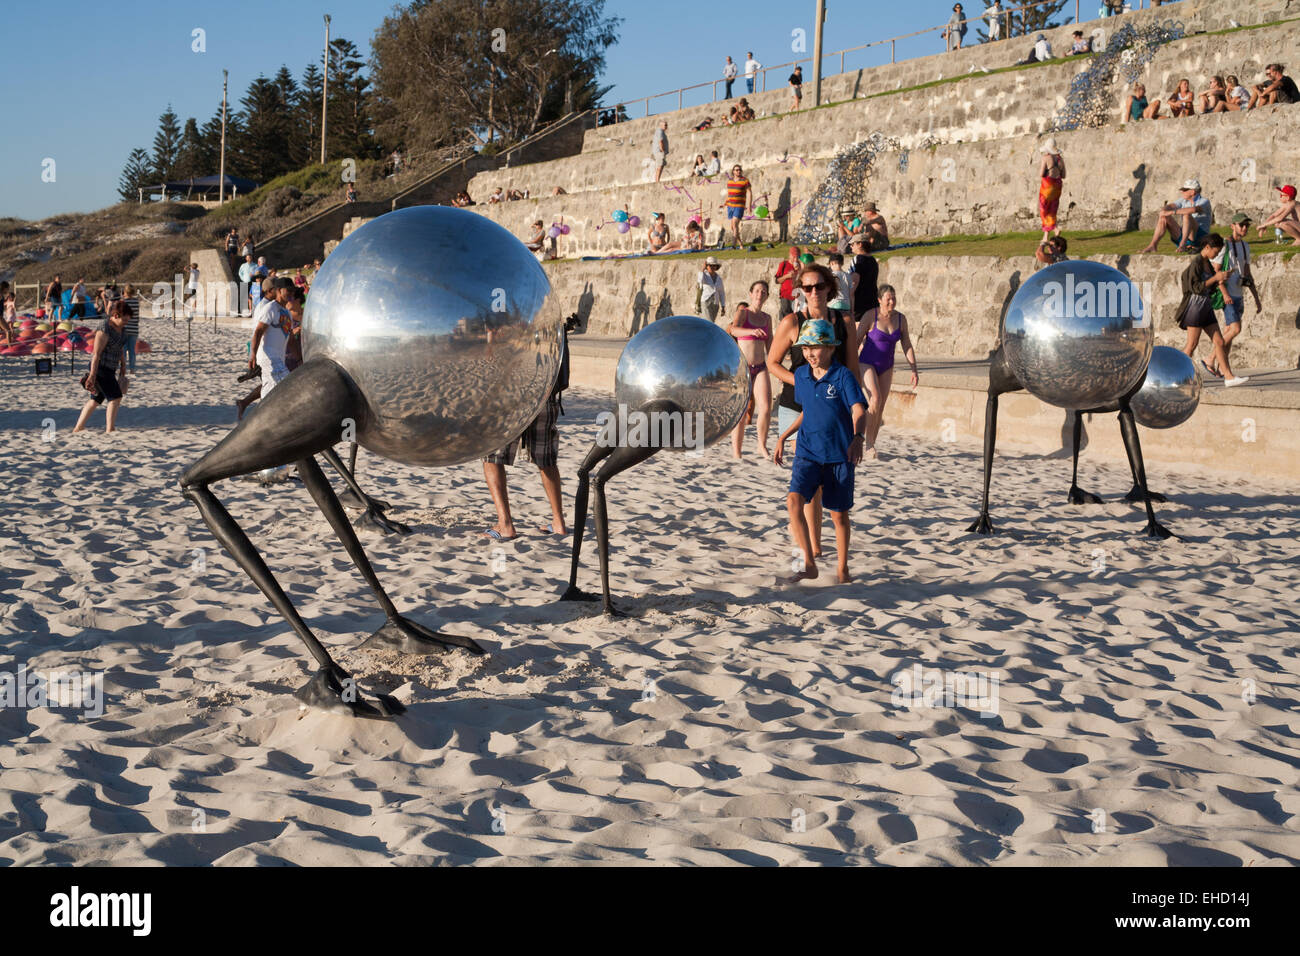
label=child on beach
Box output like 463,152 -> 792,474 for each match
772,318 -> 867,584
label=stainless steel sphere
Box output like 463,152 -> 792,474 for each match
1132,345 -> 1201,429
1003,260 -> 1153,410
302,206 -> 562,466
612,315 -> 749,451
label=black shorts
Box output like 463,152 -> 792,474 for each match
91,369 -> 122,405
484,394 -> 560,468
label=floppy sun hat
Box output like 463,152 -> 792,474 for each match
795,318 -> 840,347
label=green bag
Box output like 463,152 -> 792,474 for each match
1210,244 -> 1229,310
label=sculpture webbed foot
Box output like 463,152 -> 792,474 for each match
1143,519 -> 1175,540
295,665 -> 405,720
967,513 -> 995,535
1126,484 -> 1168,504
338,488 -> 392,513
363,614 -> 485,655
559,584 -> 600,603
353,505 -> 411,535
1068,485 -> 1105,505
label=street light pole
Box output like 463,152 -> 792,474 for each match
218,69 -> 228,204
812,0 -> 826,108
321,14 -> 331,164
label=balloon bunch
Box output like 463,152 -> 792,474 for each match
597,208 -> 643,233
1050,19 -> 1186,132
547,221 -> 572,239
793,133 -> 901,244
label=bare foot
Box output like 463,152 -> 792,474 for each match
838,568 -> 852,584
539,522 -> 567,535
778,566 -> 819,585
757,447 -> 770,459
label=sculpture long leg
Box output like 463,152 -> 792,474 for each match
560,399 -> 678,614
297,456 -> 481,654
319,445 -> 407,534
180,358 -> 467,718
1067,411 -> 1104,505
967,347 -> 1022,535
560,441 -> 616,603
1117,403 -> 1174,539
967,392 -> 999,534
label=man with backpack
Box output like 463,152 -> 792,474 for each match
480,320 -> 571,540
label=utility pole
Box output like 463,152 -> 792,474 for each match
218,69 -> 228,204
812,0 -> 826,108
321,14 -> 331,164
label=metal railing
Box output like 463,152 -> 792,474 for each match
607,0 -> 1170,119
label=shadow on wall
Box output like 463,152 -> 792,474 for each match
574,281 -> 594,333
631,279 -> 651,335
1127,163 -> 1148,232
777,177 -> 792,243
654,288 -> 674,322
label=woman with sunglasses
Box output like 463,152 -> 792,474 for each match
856,284 -> 917,460
767,263 -> 864,557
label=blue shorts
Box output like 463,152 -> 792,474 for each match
1222,294 -> 1244,326
726,206 -> 744,220
789,458 -> 854,512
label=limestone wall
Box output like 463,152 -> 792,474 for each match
549,252 -> 1300,370
584,0 -> 1297,151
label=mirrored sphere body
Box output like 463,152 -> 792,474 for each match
1003,261 -> 1153,410
303,206 -> 562,466
1132,345 -> 1201,429
613,316 -> 750,450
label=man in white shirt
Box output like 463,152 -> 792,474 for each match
698,256 -> 726,323
184,263 -> 199,317
249,278 -> 294,399
744,53 -> 761,95
984,1 -> 1003,40
723,56 -> 738,99
1034,34 -> 1053,61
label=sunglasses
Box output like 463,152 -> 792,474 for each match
800,283 -> 828,292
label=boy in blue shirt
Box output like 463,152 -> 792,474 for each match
773,318 -> 867,584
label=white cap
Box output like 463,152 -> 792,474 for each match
1182,178 -> 1201,191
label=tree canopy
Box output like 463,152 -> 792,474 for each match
370,0 -> 619,156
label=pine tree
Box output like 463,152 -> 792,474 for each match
299,63 -> 324,164
150,106 -> 182,181
273,65 -> 310,170
235,76 -> 295,182
325,37 -> 377,162
118,148 -> 151,202
172,117 -> 206,180
1007,0 -> 1069,39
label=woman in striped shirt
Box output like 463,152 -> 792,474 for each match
121,284 -> 141,372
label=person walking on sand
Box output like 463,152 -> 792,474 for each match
44,275 -> 63,320
1175,235 -> 1248,388
121,284 -> 141,373
1037,139 -> 1065,244
73,300 -> 130,434
698,256 -> 726,322
727,280 -> 775,458
481,325 -> 570,540
772,318 -> 868,585
855,284 -> 918,460
767,264 -> 864,563
183,263 -> 200,318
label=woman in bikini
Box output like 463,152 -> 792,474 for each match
855,284 -> 918,460
646,213 -> 670,253
728,280 -> 775,457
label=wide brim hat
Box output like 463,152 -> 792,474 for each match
795,318 -> 841,347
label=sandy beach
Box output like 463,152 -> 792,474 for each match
1,317 -> 1297,866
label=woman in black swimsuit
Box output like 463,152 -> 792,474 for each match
73,300 -> 129,433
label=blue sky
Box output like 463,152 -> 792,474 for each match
0,0 -> 1084,221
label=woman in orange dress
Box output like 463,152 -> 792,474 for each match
1037,138 -> 1066,244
